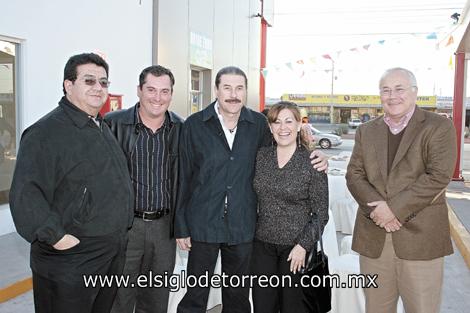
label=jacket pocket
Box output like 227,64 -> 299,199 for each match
72,187 -> 94,225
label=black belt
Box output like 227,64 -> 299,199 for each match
134,209 -> 170,221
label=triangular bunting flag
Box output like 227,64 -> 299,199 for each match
426,32 -> 437,40
446,36 -> 454,47
261,68 -> 269,78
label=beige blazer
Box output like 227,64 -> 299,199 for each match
346,107 -> 457,260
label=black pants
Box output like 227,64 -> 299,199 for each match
111,215 -> 176,313
177,241 -> 252,313
251,239 -> 308,313
31,232 -> 127,313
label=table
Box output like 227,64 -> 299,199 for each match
328,171 -> 358,234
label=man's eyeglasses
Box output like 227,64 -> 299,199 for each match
81,77 -> 111,88
379,86 -> 415,97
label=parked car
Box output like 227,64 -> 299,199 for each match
310,126 -> 343,149
348,118 -> 362,128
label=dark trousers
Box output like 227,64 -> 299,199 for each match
111,215 -> 176,313
32,232 -> 127,313
177,241 -> 253,313
251,240 -> 308,313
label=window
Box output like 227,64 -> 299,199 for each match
190,69 -> 202,113
0,40 -> 17,204
189,66 -> 211,114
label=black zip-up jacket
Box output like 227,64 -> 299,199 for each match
9,97 -> 134,246
174,102 -> 271,244
104,104 -> 184,238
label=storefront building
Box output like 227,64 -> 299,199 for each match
281,93 -> 440,123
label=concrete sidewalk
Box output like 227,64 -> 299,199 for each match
446,140 -> 470,270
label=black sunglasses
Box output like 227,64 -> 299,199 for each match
82,77 -> 111,88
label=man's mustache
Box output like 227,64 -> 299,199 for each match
225,99 -> 241,104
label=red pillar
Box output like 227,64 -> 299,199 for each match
452,52 -> 465,180
259,17 -> 268,112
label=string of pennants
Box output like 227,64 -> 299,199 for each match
261,30 -> 457,79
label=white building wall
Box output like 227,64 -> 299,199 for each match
0,0 -> 153,235
157,0 -> 191,117
158,0 -> 262,116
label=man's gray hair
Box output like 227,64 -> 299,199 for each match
379,67 -> 417,89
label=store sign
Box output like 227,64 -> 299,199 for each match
282,94 -> 437,107
190,32 -> 213,69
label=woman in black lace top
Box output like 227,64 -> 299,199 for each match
252,101 -> 329,313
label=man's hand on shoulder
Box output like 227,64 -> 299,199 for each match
53,234 -> 80,250
310,150 -> 328,172
176,237 -> 192,251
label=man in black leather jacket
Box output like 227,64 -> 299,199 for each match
105,65 -> 183,313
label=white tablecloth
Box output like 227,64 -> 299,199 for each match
328,173 -> 352,204
340,235 -> 357,256
328,172 -> 358,234
330,197 -> 358,234
323,209 -> 339,258
329,160 -> 349,170
329,254 -> 364,313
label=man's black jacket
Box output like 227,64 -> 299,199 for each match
9,97 -> 134,247
175,102 -> 271,244
105,104 -> 184,238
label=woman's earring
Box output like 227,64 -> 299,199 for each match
297,131 -> 301,148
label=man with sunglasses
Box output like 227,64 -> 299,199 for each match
9,53 -> 134,313
346,67 -> 457,313
105,65 -> 184,313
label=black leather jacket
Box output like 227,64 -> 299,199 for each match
104,104 -> 184,237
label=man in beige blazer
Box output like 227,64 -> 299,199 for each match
346,67 -> 457,313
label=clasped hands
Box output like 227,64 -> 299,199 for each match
368,201 -> 402,232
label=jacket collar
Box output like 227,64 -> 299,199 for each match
202,101 -> 255,124
371,106 -> 426,182
59,96 -> 100,129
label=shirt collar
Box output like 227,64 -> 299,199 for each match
383,105 -> 416,135
59,96 -> 100,128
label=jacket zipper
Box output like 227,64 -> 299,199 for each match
79,187 -> 87,209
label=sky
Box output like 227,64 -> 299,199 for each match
264,0 -> 468,98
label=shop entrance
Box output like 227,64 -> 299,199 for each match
339,109 -> 351,123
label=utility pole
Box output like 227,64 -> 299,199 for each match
329,59 -> 335,124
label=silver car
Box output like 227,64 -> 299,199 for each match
348,118 -> 362,129
310,126 -> 343,149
